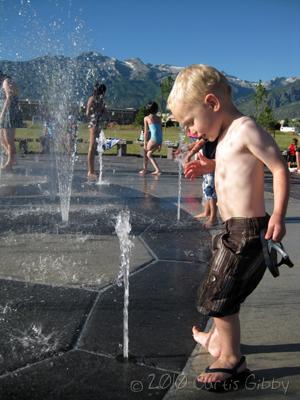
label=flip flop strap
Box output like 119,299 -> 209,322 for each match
205,367 -> 235,373
205,356 -> 246,374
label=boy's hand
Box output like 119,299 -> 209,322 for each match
184,154 -> 215,180
265,214 -> 286,242
184,153 -> 192,163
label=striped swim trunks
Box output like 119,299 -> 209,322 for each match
198,215 -> 269,317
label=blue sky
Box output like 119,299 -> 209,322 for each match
0,0 -> 299,81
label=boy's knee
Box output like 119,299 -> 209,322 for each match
147,150 -> 152,158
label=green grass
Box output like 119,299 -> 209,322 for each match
15,122 -> 182,156
15,122 -> 298,155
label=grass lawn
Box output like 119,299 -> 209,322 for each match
15,122 -> 183,156
15,122 -> 298,156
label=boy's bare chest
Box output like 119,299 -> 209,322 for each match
216,137 -> 244,163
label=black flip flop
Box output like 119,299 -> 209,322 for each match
195,355 -> 252,392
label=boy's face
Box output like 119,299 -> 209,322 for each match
171,100 -> 221,142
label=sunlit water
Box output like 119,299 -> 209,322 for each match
11,323 -> 60,356
96,129 -> 109,185
176,130 -> 187,221
115,210 -> 134,359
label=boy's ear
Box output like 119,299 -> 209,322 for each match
204,94 -> 220,112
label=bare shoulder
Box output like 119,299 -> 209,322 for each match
235,116 -> 272,146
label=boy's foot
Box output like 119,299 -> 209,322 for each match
196,355 -> 248,387
87,172 -> 98,180
139,169 -> 147,175
192,326 -> 221,358
151,170 -> 161,175
194,212 -> 208,219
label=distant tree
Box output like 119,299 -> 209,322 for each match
293,119 -> 300,127
274,121 -> 282,131
160,76 -> 175,111
134,106 -> 147,127
257,105 -> 277,131
283,118 -> 290,127
254,80 -> 267,118
253,81 -> 277,134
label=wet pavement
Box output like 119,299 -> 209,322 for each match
0,154 -> 212,399
1,155 -> 299,400
164,172 -> 300,400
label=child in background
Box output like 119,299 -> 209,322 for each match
139,101 -> 162,175
296,146 -> 300,172
186,127 -> 199,143
86,82 -> 107,179
183,136 -> 218,227
195,139 -> 218,227
287,138 -> 297,169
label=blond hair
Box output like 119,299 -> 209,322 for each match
167,64 -> 231,110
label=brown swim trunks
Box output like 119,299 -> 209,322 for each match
198,216 -> 269,317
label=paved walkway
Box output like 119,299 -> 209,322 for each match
0,155 -> 299,399
164,172 -> 300,399
0,155 -> 210,399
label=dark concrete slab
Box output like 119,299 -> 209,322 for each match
78,260 -> 208,371
142,216 -> 212,262
0,279 -> 96,375
0,205 -> 155,236
0,233 -> 152,289
0,350 -> 173,400
0,155 -> 213,399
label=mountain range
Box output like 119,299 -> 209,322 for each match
0,52 -> 299,119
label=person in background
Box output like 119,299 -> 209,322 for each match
139,101 -> 162,175
195,139 -> 218,227
296,145 -> 300,172
86,82 -> 107,179
186,127 -> 199,144
287,138 -> 297,169
181,135 -> 218,227
0,71 -> 20,171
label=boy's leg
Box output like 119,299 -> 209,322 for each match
195,200 -> 210,219
192,322 -> 221,358
204,198 -> 217,227
196,313 -> 246,384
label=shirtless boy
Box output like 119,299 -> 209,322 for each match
167,65 -> 290,391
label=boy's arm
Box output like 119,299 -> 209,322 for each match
184,153 -> 215,179
185,138 -> 206,162
245,123 -> 290,242
265,167 -> 289,241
